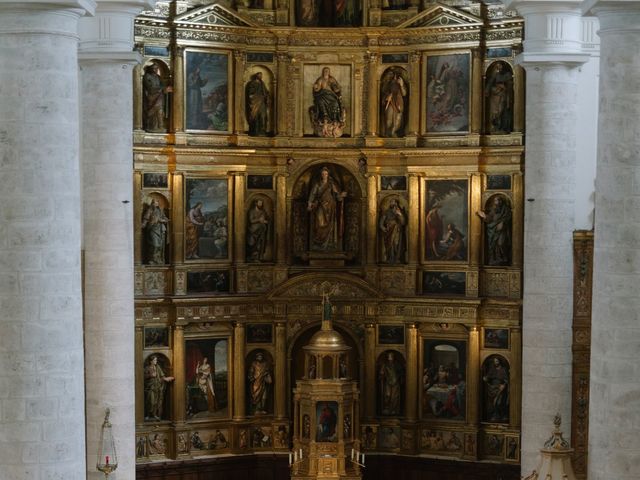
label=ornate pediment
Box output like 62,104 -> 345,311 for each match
267,274 -> 382,301
397,4 -> 482,29
174,3 -> 257,27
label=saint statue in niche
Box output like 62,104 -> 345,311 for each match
380,67 -> 408,138
307,166 -> 348,251
378,197 -> 407,264
309,67 -> 346,137
141,197 -> 169,265
477,195 -> 512,266
246,198 -> 271,262
142,63 -> 172,133
245,71 -> 270,136
482,356 -> 510,423
485,61 -> 514,134
247,351 -> 273,415
378,351 -> 404,416
144,355 -> 174,421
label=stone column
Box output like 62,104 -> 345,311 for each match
584,2 -> 640,478
78,1 -> 153,478
0,2 -> 93,479
503,0 -> 589,473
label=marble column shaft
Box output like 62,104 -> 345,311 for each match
0,2 -> 92,479
587,3 -> 640,479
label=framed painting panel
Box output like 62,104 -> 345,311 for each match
184,50 -> 232,132
316,401 -> 339,442
184,177 -> 230,261
424,52 -> 471,134
505,435 -> 520,462
379,426 -> 401,449
483,328 -> 509,349
378,325 -> 405,345
189,428 -> 231,454
422,339 -> 467,421
246,324 -> 273,344
143,173 -> 168,189
487,174 -> 511,190
185,337 -> 229,419
144,326 -> 170,348
424,179 -> 468,262
186,270 -> 230,295
422,271 -> 466,296
247,174 -> 274,190
380,175 -> 407,191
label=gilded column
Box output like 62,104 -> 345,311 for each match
276,173 -> 288,264
135,326 -> 144,424
513,65 -> 525,134
233,322 -> 246,420
173,325 -> 186,423
234,50 -> 246,135
367,174 -> 378,264
172,173 -> 185,263
467,327 -> 480,424
404,323 -> 418,421
234,173 -> 246,264
510,327 -> 522,427
276,53 -> 290,136
469,174 -> 482,267
134,171 -> 143,264
274,322 -> 287,419
366,52 -> 379,137
407,173 -> 420,264
364,323 -> 376,419
133,63 -> 143,131
470,48 -> 483,135
407,51 -> 421,137
173,46 -> 185,133
511,172 -> 524,268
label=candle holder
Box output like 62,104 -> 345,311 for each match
96,408 -> 118,478
288,447 -> 304,473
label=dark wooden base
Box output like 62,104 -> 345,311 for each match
136,454 -> 521,480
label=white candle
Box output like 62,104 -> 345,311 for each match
289,452 -> 292,465
300,448 -> 303,459
294,451 -> 298,462
351,448 -> 354,460
362,453 -> 365,465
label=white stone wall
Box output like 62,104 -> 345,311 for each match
0,5 -> 90,480
589,5 -> 640,479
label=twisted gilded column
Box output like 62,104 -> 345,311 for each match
585,2 -> 640,478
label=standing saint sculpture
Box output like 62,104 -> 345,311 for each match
307,167 -> 348,252
485,61 -> 513,134
379,198 -> 407,264
477,195 -> 512,266
246,198 -> 271,262
245,71 -> 270,136
247,351 -> 273,415
144,355 -> 174,421
143,63 -> 172,132
309,67 -> 346,137
380,68 -> 408,137
141,198 -> 169,265
378,351 -> 404,416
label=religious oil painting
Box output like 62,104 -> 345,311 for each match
487,174 -> 511,190
246,349 -> 274,415
483,328 -> 509,349
186,270 -> 230,295
422,271 -> 466,296
185,338 -> 229,419
379,426 -> 401,449
381,175 -> 407,191
425,179 -> 468,261
251,425 -> 273,448
297,0 -> 361,27
246,323 -> 273,344
376,350 -> 405,416
247,174 -> 274,190
425,53 -> 470,133
316,401 -> 339,442
505,435 -> 519,461
185,178 -> 229,260
185,51 -> 230,132
143,173 -> 168,189
144,326 -> 169,348
422,340 -> 467,421
378,325 -> 404,345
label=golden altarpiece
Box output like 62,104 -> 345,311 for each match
133,0 -> 524,471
